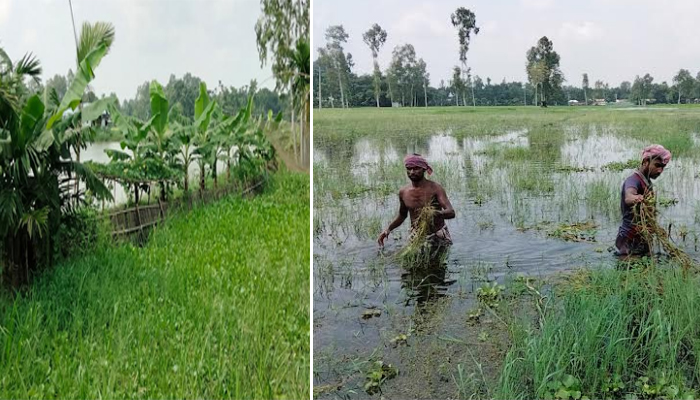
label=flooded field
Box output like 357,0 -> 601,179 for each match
313,106 -> 700,399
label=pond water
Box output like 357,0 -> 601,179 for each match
80,142 -> 231,205
313,125 -> 700,398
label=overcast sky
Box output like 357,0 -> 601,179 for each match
0,0 -> 275,100
313,0 -> 700,88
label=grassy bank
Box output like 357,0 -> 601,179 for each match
0,172 -> 309,399
498,262 -> 700,400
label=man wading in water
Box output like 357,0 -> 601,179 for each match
615,144 -> 672,257
377,154 -> 456,254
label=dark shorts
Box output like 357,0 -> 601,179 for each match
615,227 -> 651,256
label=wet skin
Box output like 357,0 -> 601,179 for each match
378,167 -> 455,246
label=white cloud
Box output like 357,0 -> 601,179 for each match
559,21 -> 603,42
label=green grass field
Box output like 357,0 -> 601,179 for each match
0,172 -> 309,399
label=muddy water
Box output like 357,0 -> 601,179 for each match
313,126 -> 700,398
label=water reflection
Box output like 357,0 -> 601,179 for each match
401,262 -> 455,306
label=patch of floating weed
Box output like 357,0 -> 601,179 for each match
547,221 -> 598,242
364,361 -> 398,395
601,158 -> 638,172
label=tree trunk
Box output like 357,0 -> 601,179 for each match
212,156 -> 218,188
318,67 -> 322,109
373,58 -> 380,108
184,164 -> 189,193
291,95 -> 297,162
200,160 -> 206,194
424,79 -> 428,108
305,95 -> 310,166
678,90 -> 681,104
336,63 -> 345,109
584,89 -> 587,105
534,84 -> 537,106
388,78 -> 394,105
471,84 -> 476,107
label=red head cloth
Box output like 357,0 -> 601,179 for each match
404,154 -> 433,175
641,144 -> 672,165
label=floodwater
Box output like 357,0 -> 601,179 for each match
313,126 -> 700,398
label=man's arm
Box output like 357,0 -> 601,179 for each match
378,191 -> 409,246
434,184 -> 456,219
624,186 -> 644,206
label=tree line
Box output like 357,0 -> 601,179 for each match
36,71 -> 288,121
314,8 -> 700,108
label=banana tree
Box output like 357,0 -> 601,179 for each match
147,81 -> 177,201
1,32 -> 114,286
192,82 -> 218,193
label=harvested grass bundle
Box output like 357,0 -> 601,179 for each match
636,193 -> 696,272
397,206 -> 445,269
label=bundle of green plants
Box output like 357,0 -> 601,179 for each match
397,206 -> 446,269
636,193 -> 696,272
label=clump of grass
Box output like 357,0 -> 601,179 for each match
601,158 -> 638,171
497,265 -> 700,400
547,221 -> 598,242
476,282 -> 504,308
554,165 -> 595,173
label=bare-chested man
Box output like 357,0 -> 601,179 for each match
377,154 -> 456,250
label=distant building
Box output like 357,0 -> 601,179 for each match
568,99 -> 580,106
593,99 -> 607,106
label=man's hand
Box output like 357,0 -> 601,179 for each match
377,229 -> 390,246
631,194 -> 644,204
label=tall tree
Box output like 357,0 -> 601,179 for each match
388,44 -> 418,107
324,25 -> 351,109
255,0 -> 309,166
582,73 -> 589,105
672,68 -> 693,104
450,7 -> 479,107
362,23 -> 388,108
525,36 -> 563,106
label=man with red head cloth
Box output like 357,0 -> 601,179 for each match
377,154 -> 456,250
615,144 -> 672,257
